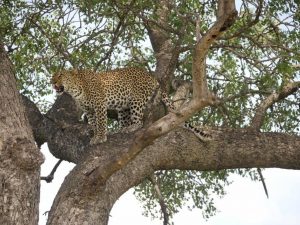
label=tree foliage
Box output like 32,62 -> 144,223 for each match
1,0 -> 299,223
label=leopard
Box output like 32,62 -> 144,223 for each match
51,67 -> 211,145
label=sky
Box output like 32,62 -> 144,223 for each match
39,144 -> 300,225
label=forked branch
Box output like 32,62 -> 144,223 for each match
250,81 -> 300,197
41,159 -> 63,183
192,0 -> 237,100
149,174 -> 170,225
251,81 -> 300,131
88,0 -> 238,186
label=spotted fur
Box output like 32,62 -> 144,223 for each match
51,68 -> 159,144
51,67 -> 210,144
161,92 -> 211,141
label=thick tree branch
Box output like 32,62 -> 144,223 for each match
142,0 -> 181,91
251,81 -> 300,131
0,44 -> 44,169
21,95 -> 46,147
47,127 -> 300,225
192,0 -> 237,100
249,81 -> 300,198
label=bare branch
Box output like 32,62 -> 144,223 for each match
27,14 -> 76,67
257,168 -> 269,198
93,1 -> 137,71
196,14 -> 202,42
172,82 -> 191,109
251,82 -> 300,198
93,18 -> 126,71
148,174 -> 170,225
251,81 -> 300,131
41,159 -> 63,183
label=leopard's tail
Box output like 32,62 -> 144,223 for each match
160,91 -> 211,141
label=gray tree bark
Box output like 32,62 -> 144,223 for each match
45,122 -> 300,225
1,0 -> 300,225
0,43 -> 44,225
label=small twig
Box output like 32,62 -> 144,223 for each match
148,174 -> 170,225
94,0 -> 136,71
28,15 -> 76,67
43,211 -> 50,216
41,159 -> 63,183
257,168 -> 269,198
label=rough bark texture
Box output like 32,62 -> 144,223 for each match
2,0 -> 300,224
143,0 -> 181,92
45,126 -> 300,225
43,1 -> 300,223
18,90 -> 300,225
0,43 -> 44,225
251,81 -> 300,130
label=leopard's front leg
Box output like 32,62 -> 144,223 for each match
90,105 -> 108,145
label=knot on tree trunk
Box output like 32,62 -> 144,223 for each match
7,137 -> 44,170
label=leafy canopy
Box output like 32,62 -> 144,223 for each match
1,0 -> 299,221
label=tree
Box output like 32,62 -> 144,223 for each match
0,0 -> 299,224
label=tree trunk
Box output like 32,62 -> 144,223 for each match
1,0 -> 299,224
0,43 -> 44,225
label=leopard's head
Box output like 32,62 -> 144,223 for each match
51,71 -> 65,94
51,70 -> 83,97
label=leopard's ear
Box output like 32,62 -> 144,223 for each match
51,64 -> 64,77
59,61 -> 66,72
